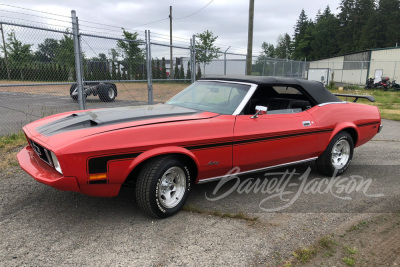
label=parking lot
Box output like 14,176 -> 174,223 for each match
0,119 -> 399,266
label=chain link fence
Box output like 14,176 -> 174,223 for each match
0,11 -> 307,135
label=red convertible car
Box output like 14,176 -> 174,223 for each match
18,76 -> 382,218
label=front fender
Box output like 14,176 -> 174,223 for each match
123,146 -> 200,181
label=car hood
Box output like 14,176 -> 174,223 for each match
33,104 -> 213,137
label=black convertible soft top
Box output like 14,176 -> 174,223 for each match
200,75 -> 342,104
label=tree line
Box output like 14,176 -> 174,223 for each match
258,0 -> 400,61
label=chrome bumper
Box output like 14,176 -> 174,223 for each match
378,124 -> 383,133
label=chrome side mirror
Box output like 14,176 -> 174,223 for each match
251,105 -> 268,119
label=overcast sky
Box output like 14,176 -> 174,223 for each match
0,0 -> 340,54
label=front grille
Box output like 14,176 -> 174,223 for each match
29,139 -> 53,167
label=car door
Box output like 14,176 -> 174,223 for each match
233,111 -> 318,173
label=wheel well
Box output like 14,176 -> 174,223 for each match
341,127 -> 358,146
123,153 -> 198,186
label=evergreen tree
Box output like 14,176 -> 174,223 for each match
309,6 -> 341,60
156,59 -> 161,79
186,61 -> 191,80
196,64 -> 202,80
292,9 -> 313,59
179,64 -> 184,81
161,57 -> 167,79
174,59 -> 180,79
275,33 -> 292,59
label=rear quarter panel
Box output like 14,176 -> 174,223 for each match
308,102 -> 381,155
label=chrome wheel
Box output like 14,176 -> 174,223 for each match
108,87 -> 115,98
158,167 -> 186,209
331,139 -> 350,168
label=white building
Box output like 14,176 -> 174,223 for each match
308,47 -> 400,85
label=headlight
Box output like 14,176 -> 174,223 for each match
50,151 -> 63,174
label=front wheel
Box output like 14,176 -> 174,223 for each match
316,131 -> 354,176
136,156 -> 192,218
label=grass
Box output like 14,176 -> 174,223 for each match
183,204 -> 258,223
347,220 -> 369,232
329,87 -> 400,121
344,246 -> 358,255
342,257 -> 356,266
292,247 -> 317,263
0,132 -> 27,172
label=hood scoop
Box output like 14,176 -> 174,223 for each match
36,104 -> 200,136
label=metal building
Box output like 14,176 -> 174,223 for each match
308,47 -> 400,85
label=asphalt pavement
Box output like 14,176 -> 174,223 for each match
0,115 -> 399,266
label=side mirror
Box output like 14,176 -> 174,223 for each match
251,105 -> 268,119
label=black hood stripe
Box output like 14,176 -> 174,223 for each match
37,104 -> 201,136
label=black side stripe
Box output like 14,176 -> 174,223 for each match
357,121 -> 380,127
87,128 -> 333,174
232,129 -> 332,146
185,128 -> 333,151
88,152 -> 141,174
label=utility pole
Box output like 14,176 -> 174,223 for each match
169,6 -> 173,79
246,0 -> 254,75
0,23 -> 11,80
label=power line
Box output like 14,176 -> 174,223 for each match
0,3 -> 70,18
174,0 -> 214,20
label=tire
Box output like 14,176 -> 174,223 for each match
98,84 -> 116,102
136,156 -> 192,218
316,131 -> 354,176
70,83 -> 78,101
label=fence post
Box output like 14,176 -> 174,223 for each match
146,30 -> 153,105
262,56 -> 266,76
0,23 -> 11,80
71,10 -> 85,110
360,61 -> 364,85
224,46 -> 231,75
191,35 -> 196,83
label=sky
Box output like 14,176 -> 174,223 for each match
0,0 -> 340,55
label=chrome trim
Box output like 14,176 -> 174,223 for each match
233,84 -> 258,115
197,80 -> 258,115
197,157 -> 318,184
318,101 -> 347,107
378,124 -> 383,133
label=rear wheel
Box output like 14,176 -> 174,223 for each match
136,156 -> 191,218
316,131 -> 354,176
98,84 -> 116,102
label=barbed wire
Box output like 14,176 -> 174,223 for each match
0,3 -> 70,18
0,9 -> 71,24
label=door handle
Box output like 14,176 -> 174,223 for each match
302,121 -> 311,127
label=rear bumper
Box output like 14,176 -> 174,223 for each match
17,146 -> 80,192
378,124 -> 383,133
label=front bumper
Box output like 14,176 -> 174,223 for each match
17,146 -> 79,192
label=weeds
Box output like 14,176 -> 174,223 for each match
183,204 -> 258,222
0,132 -> 27,173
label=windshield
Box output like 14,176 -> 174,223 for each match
166,81 -> 250,114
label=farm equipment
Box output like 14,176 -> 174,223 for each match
70,82 -> 117,102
